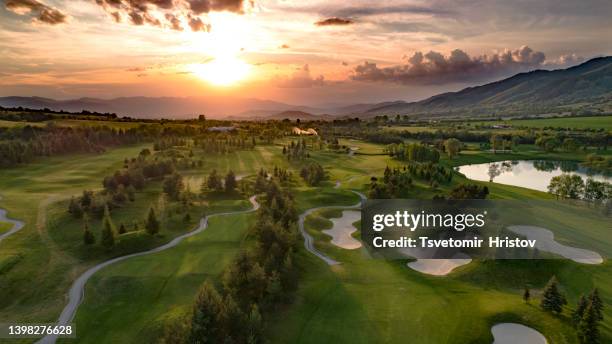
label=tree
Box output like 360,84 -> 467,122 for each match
444,138 -> 461,159
589,288 -> 604,321
163,173 -> 184,200
145,207 -> 160,235
523,287 -> 531,303
68,196 -> 83,218
183,213 -> 191,223
189,281 -> 222,344
206,169 -> 223,192
101,205 -> 116,249
563,138 -> 579,151
548,174 -> 585,199
246,304 -> 263,344
118,223 -> 127,234
578,302 -> 600,344
540,276 -> 566,314
584,179 -> 609,201
225,170 -> 237,193
573,295 -> 588,326
490,134 -> 503,153
83,215 -> 95,245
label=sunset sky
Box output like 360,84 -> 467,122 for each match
1,0 -> 612,106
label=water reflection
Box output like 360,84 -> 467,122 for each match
457,160 -> 610,192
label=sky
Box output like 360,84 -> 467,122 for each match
1,0 -> 612,107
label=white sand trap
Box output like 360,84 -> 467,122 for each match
407,254 -> 472,276
348,147 -> 359,156
507,225 -> 603,264
400,247 -> 472,275
322,210 -> 362,249
491,323 -> 547,344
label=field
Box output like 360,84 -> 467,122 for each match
0,120 -> 610,344
477,115 -> 612,130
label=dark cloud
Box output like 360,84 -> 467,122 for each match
331,5 -> 452,18
95,0 -> 248,32
315,17 -> 353,26
5,0 -> 67,25
277,64 -> 325,88
352,46 -> 548,85
188,15 -> 209,32
165,13 -> 183,30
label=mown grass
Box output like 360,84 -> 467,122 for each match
475,115 -> 612,130
266,196 -> 612,343
1,134 -> 610,344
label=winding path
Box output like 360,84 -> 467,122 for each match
0,196 -> 26,244
298,189 -> 366,266
37,196 -> 260,344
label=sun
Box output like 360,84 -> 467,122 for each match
186,12 -> 253,87
189,57 -> 251,86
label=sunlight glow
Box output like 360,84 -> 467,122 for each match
188,57 -> 251,86
187,12 -> 253,86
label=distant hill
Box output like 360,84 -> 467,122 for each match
0,96 -> 324,119
265,110 -> 327,121
366,56 -> 612,117
2,57 -> 610,119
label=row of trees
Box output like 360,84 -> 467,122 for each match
0,125 -> 147,167
300,162 -> 326,186
81,204 -> 161,248
69,150 -> 177,218
282,140 -> 309,160
386,143 -> 440,163
535,276 -> 604,344
195,136 -> 257,155
162,182 -> 299,343
201,169 -> 238,194
548,174 -> 611,201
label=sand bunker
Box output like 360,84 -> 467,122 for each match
399,247 -> 471,275
348,147 -> 359,156
322,210 -> 362,249
507,225 -> 603,264
407,254 -> 472,276
491,323 -> 547,344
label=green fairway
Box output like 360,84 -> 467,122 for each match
0,144 -> 153,323
477,116 -> 612,130
0,222 -> 12,235
63,198 -> 254,343
265,203 -> 612,343
0,132 -> 609,344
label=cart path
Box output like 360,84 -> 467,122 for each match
37,196 -> 260,344
298,189 -> 366,266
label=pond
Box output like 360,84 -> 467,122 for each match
456,160 -> 610,192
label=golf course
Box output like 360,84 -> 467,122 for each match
0,112 -> 609,344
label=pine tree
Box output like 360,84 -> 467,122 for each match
183,213 -> 191,223
578,302 -> 600,344
145,207 -> 160,235
68,196 -> 83,218
246,304 -> 263,344
573,295 -> 588,326
101,206 -> 116,249
589,288 -> 604,321
83,215 -> 95,245
540,276 -> 566,314
225,170 -> 237,193
118,223 -> 127,234
189,281 -> 222,344
523,287 -> 530,303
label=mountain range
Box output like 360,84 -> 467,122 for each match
1,56 -> 611,120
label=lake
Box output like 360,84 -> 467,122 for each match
456,160 -> 610,192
